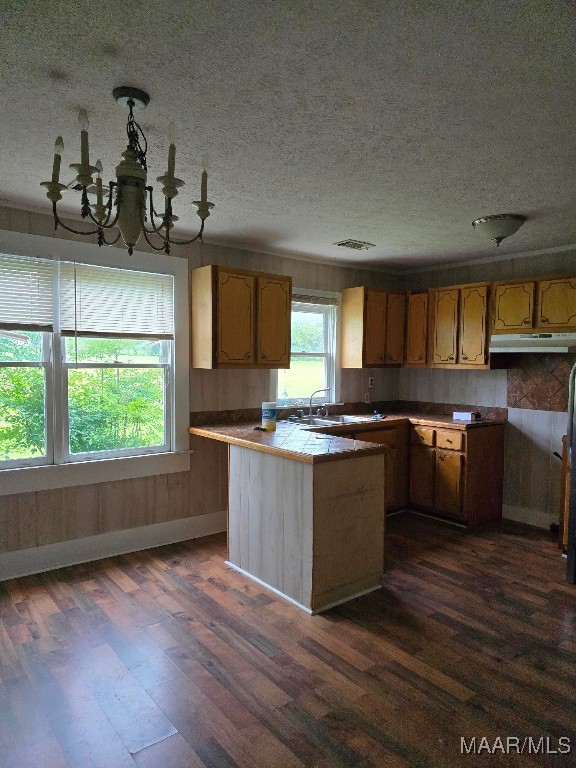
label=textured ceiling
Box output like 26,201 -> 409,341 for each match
0,0 -> 575,269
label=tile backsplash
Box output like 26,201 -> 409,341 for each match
507,353 -> 576,411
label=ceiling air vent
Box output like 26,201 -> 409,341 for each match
333,239 -> 375,251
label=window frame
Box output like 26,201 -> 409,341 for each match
274,290 -> 339,407
0,332 -> 54,468
0,230 -> 189,495
61,336 -> 173,462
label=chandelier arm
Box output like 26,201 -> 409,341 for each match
100,230 -> 121,246
165,219 -> 205,245
82,199 -> 119,230
142,228 -> 171,252
95,182 -> 120,228
52,203 -> 101,236
145,187 -> 171,233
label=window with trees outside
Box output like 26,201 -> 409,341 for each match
277,295 -> 337,406
0,254 -> 175,468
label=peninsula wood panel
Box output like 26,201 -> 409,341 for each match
227,444 -> 384,612
405,291 -> 428,366
312,454 -> 385,610
227,445 -> 312,608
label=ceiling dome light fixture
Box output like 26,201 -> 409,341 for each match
41,86 -> 214,255
471,213 -> 526,247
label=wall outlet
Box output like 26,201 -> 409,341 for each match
364,392 -> 370,403
368,376 -> 374,389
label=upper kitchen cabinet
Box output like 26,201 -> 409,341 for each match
405,291 -> 428,367
191,265 -> 291,368
492,281 -> 535,332
537,277 -> 576,329
431,288 -> 459,365
492,275 -> 576,333
341,287 -> 405,368
385,292 -> 406,364
430,283 -> 490,368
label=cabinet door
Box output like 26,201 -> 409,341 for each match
459,285 -> 488,365
492,282 -> 534,330
432,289 -> 459,364
405,292 -> 428,366
385,292 -> 406,364
364,290 -> 387,365
355,428 -> 397,509
435,450 -> 463,519
409,446 -> 435,509
537,278 -> 576,329
256,276 -> 291,366
217,271 -> 255,364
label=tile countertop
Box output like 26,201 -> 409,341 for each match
188,421 -> 389,464
189,413 -> 506,464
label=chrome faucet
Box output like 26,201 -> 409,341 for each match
308,387 -> 331,417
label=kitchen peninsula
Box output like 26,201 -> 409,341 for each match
189,420 -> 388,613
190,412 -> 505,613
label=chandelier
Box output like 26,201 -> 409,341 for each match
41,86 -> 214,255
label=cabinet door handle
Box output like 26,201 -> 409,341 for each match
261,353 -> 267,360
448,355 -> 455,360
523,318 -> 531,324
446,438 -> 452,443
540,316 -> 549,324
461,354 -> 468,360
418,354 -> 423,360
245,352 -> 251,359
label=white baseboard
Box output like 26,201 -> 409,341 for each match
502,504 -> 554,530
0,511 -> 227,581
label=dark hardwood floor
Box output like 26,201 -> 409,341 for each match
1,512 -> 575,768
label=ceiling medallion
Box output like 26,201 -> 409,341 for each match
41,86 -> 214,255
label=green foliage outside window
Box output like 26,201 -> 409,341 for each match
0,333 -> 166,461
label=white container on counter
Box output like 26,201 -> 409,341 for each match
261,401 -> 277,431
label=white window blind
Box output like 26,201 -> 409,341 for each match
292,294 -> 339,307
0,253 -> 54,331
59,262 -> 175,338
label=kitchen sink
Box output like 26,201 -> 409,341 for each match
319,414 -> 383,424
289,414 -> 385,426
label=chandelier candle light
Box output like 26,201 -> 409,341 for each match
41,86 -> 214,255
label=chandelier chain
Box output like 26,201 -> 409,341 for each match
126,100 -> 148,170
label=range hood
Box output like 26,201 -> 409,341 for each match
489,333 -> 576,354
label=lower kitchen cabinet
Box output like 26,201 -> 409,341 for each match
409,445 -> 435,509
408,423 -> 504,526
354,423 -> 408,511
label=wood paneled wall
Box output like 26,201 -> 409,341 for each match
0,436 -> 228,553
